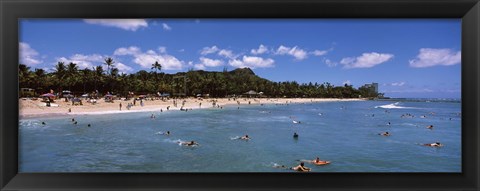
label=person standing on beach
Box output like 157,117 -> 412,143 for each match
119,103 -> 122,111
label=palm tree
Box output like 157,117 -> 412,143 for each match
93,66 -> 105,92
19,64 -> 33,88
104,57 -> 115,76
34,68 -> 46,92
151,61 -> 162,74
54,62 -> 67,91
151,61 -> 162,91
80,68 -> 92,94
66,62 -> 79,91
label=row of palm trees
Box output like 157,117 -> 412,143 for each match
19,57 -> 381,98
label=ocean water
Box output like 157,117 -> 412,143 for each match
19,100 -> 461,172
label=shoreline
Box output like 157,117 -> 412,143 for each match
19,97 -> 366,119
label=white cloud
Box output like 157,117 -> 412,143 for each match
311,50 -> 328,56
218,49 -> 235,59
200,46 -> 219,55
56,54 -> 105,69
158,47 -> 167,54
324,59 -> 337,67
83,19 -> 148,31
115,46 -> 184,70
115,62 -> 134,74
162,23 -> 172,31
275,45 -> 308,60
251,44 -> 269,55
409,48 -> 461,68
340,52 -> 394,69
133,53 -> 183,70
391,82 -> 406,86
19,42 -> 43,66
228,56 -> 275,69
199,57 -> 224,67
276,45 -> 291,55
194,64 -> 206,70
114,46 -> 141,56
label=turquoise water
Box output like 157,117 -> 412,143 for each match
19,100 -> 461,172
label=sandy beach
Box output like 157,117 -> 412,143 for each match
19,97 -> 365,118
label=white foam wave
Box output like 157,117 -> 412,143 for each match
163,138 -> 184,145
19,120 -> 47,129
375,102 -> 411,109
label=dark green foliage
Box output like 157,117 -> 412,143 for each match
19,63 -> 380,98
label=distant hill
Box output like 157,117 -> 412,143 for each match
228,67 -> 256,76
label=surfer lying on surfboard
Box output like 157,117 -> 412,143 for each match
291,162 -> 311,172
422,142 -> 443,147
299,157 -> 331,166
240,134 -> 250,140
178,140 -> 199,147
272,162 -> 311,172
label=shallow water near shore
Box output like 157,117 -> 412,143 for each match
19,100 -> 461,172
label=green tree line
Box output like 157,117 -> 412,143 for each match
19,58 -> 381,98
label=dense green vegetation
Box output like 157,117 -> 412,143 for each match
19,58 -> 382,98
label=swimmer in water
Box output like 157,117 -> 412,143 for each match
180,141 -> 199,146
87,124 -> 91,127
291,162 -> 311,172
423,142 -> 443,147
379,131 -> 390,136
293,132 -> 299,138
311,157 -> 330,165
387,122 -> 391,126
273,164 -> 288,169
427,125 -> 434,129
164,131 -> 170,135
71,118 -> 75,122
41,122 -> 46,125
240,134 -> 250,140
73,121 -> 78,125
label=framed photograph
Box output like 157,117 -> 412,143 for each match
1,0 -> 479,190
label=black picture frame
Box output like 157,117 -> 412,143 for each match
1,0 -> 479,190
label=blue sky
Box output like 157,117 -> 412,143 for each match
19,19 -> 461,98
